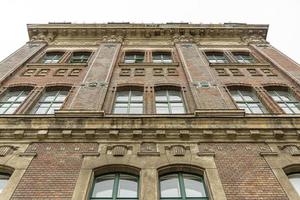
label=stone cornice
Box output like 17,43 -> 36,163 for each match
27,23 -> 269,43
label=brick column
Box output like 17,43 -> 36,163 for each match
176,43 -> 236,111
69,43 -> 121,111
0,42 -> 47,84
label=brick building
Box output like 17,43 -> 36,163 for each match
0,22 -> 300,200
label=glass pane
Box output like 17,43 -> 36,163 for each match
156,106 -> 170,114
155,91 -> 167,102
183,174 -> 207,197
116,91 -> 129,102
129,107 -> 143,114
171,106 -> 185,114
4,107 -> 17,114
131,91 -> 143,102
168,91 -> 182,101
160,174 -> 181,198
5,91 -> 20,101
43,91 -> 57,102
114,107 -> 128,114
0,179 -> 8,193
35,107 -> 48,114
92,174 -> 115,198
0,107 -> 7,114
288,174 -> 300,195
118,174 -> 138,198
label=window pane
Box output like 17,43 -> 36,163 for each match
92,174 -> 115,198
155,91 -> 167,102
43,92 -> 57,102
160,174 -> 181,198
0,179 -> 8,193
114,107 -> 128,114
129,107 -> 143,114
118,174 -> 138,198
116,91 -> 129,102
168,91 -> 182,101
35,107 -> 48,114
288,174 -> 300,195
131,91 -> 143,102
183,174 -> 207,197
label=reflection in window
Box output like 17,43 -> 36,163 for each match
31,89 -> 69,114
155,90 -> 185,114
0,173 -> 10,193
229,89 -> 267,114
113,90 -> 143,114
153,52 -> 172,63
42,52 -> 63,64
233,52 -> 255,64
90,173 -> 138,200
288,173 -> 300,195
268,89 -> 300,114
0,89 -> 30,114
124,52 -> 144,63
160,173 -> 208,200
205,52 -> 228,64
69,52 -> 91,63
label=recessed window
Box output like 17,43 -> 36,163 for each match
41,52 -> 64,64
69,52 -> 91,63
205,52 -> 228,64
153,52 -> 172,63
155,90 -> 185,114
288,173 -> 300,195
229,89 -> 267,114
0,173 -> 10,193
90,173 -> 138,200
267,89 -> 300,114
233,52 -> 255,64
160,173 -> 208,200
0,89 -> 31,114
124,52 -> 144,63
31,88 -> 69,114
113,90 -> 143,114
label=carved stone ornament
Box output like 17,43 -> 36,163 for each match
172,34 -> 194,43
241,35 -> 269,47
166,145 -> 190,156
0,145 -> 18,156
102,35 -> 123,43
30,32 -> 56,43
278,145 -> 300,155
138,142 -> 160,156
107,145 -> 129,156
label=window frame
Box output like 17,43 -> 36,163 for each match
205,52 -> 229,64
155,89 -> 186,114
113,89 -> 144,114
232,52 -> 256,64
159,172 -> 209,200
69,52 -> 92,63
152,52 -> 173,64
89,172 -> 139,200
0,172 -> 11,194
40,52 -> 64,64
267,89 -> 300,114
124,52 -> 145,64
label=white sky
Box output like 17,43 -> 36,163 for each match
0,0 -> 299,63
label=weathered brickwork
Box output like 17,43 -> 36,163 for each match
11,143 -> 98,200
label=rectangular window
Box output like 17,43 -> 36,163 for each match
230,89 -> 267,114
155,90 -> 185,114
41,52 -> 64,64
113,90 -> 143,114
233,52 -> 255,64
0,89 -> 30,114
152,52 -> 172,63
124,52 -> 144,64
69,52 -> 91,63
268,90 -> 300,114
205,52 -> 228,64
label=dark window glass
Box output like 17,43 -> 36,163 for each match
0,89 -> 30,114
69,52 -> 91,63
230,89 -> 267,114
90,173 -> 138,200
31,89 -> 69,114
160,173 -> 208,200
42,52 -> 63,64
205,52 -> 228,64
268,89 -> 300,114
124,52 -> 144,63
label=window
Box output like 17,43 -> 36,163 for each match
31,88 -> 69,114
288,173 -> 300,195
155,90 -> 185,114
160,173 -> 208,200
153,52 -> 172,63
90,173 -> 138,200
124,52 -> 144,63
233,52 -> 255,64
0,173 -> 10,193
205,52 -> 228,64
113,90 -> 143,114
0,89 -> 30,114
41,52 -> 64,64
267,89 -> 300,114
229,89 -> 267,114
69,52 -> 91,63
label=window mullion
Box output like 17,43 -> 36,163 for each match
166,90 -> 172,114
128,90 -> 131,114
113,173 -> 120,200
178,173 -> 186,200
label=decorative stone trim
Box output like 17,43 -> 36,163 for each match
194,109 -> 245,117
273,130 -> 285,139
18,152 -> 37,157
37,130 -> 48,139
14,130 -> 24,139
165,145 -> 190,156
62,130 -> 72,138
107,145 -> 131,156
137,142 -> 160,156
85,130 -> 96,139
259,152 -> 278,156
109,130 -> 119,138
250,130 -> 261,139
197,152 -> 215,157
0,145 -> 18,156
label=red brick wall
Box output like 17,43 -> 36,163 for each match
199,143 -> 288,200
11,143 -> 98,200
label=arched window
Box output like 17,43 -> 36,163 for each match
0,87 -> 31,114
30,87 -> 69,114
229,88 -> 267,114
159,172 -> 208,199
267,88 -> 300,114
90,173 -> 139,200
0,172 -> 10,193
113,90 -> 143,114
155,89 -> 185,114
288,173 -> 300,195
